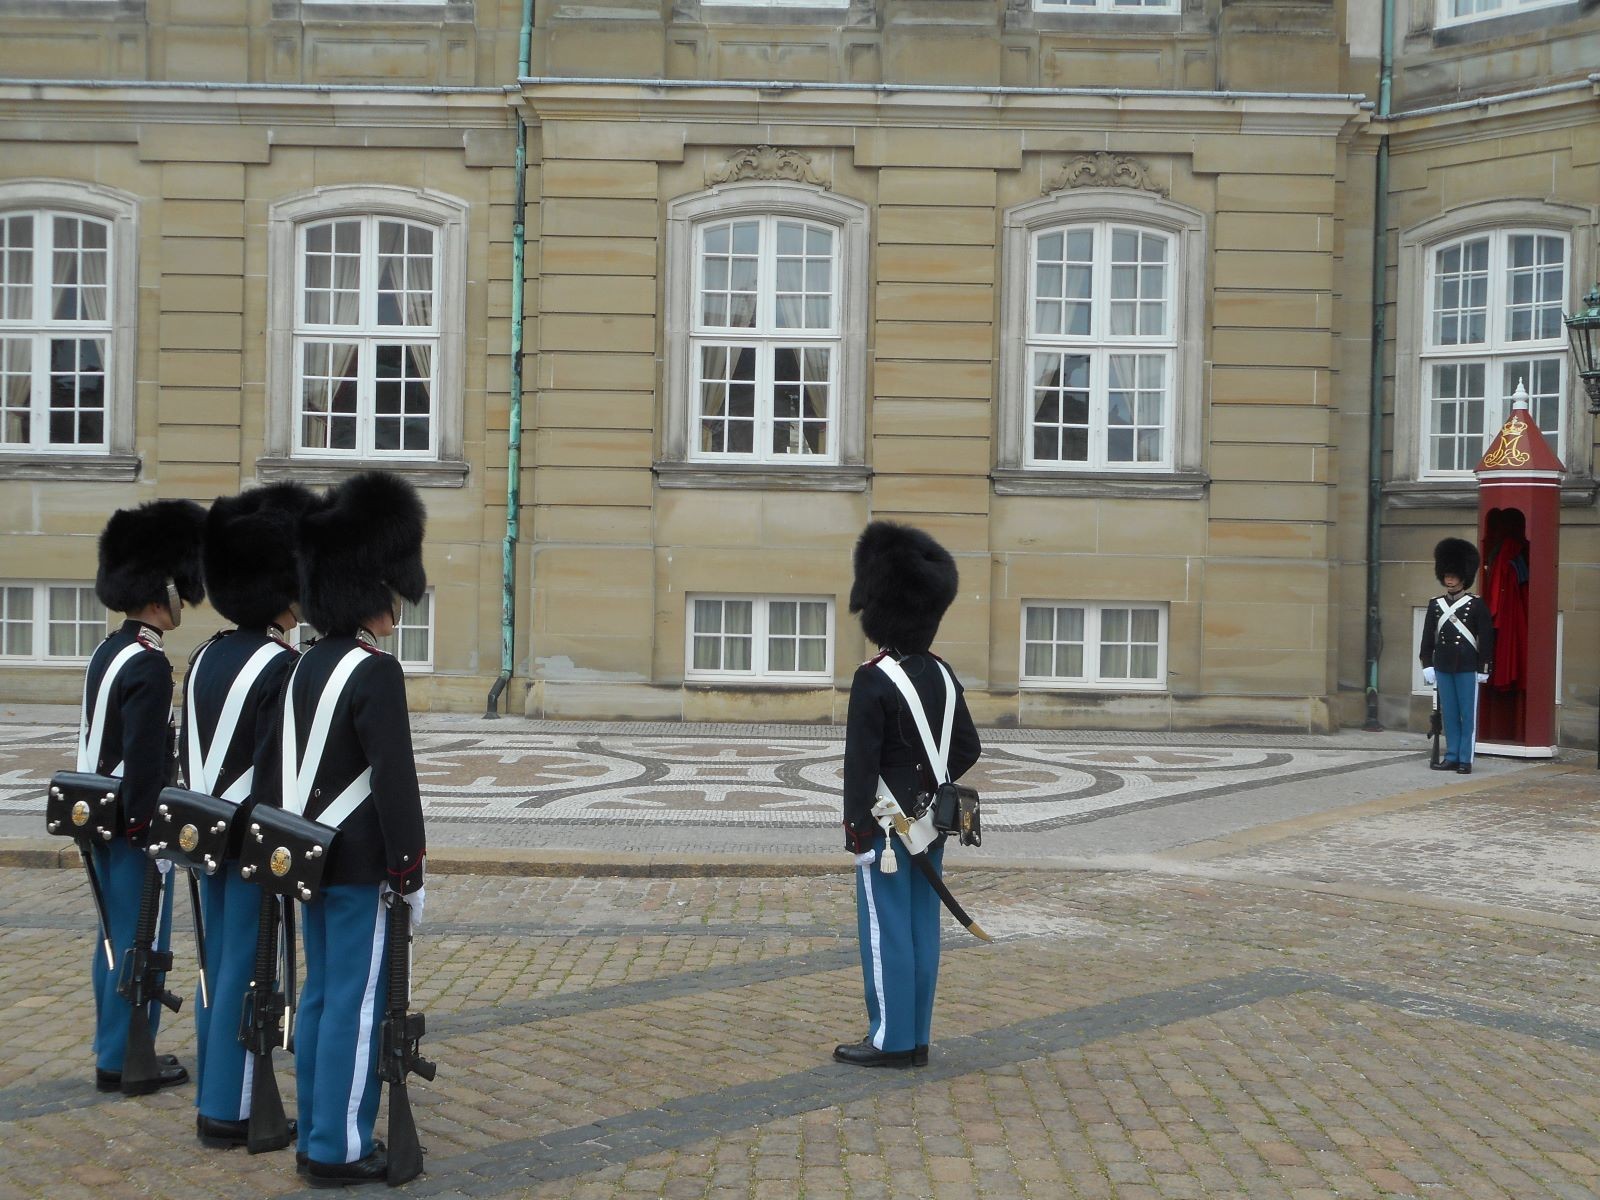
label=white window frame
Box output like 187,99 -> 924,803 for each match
377,589 -> 435,673
264,186 -> 468,487
684,594 -> 834,685
1435,0 -> 1571,27
1418,228 -> 1569,478
662,182 -> 869,491
702,0 -> 847,6
1392,200 -> 1593,494
998,189 -> 1206,498
1410,606 -> 1563,701
0,582 -> 109,664
1023,221 -> 1176,472
1019,600 -> 1169,691
287,588 -> 433,672
291,214 -> 440,460
688,214 -> 842,465
1034,0 -> 1178,11
0,181 -> 138,480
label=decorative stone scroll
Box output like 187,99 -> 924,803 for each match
708,146 -> 830,190
1044,152 -> 1168,198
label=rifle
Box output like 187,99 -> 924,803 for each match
1428,682 -> 1443,767
240,892 -> 293,1154
116,858 -> 182,1094
378,893 -> 435,1186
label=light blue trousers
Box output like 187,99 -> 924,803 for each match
1436,671 -> 1480,764
195,870 -> 266,1122
89,840 -> 175,1073
854,834 -> 944,1053
296,883 -> 389,1166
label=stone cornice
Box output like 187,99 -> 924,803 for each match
519,81 -> 1372,135
0,82 -> 515,129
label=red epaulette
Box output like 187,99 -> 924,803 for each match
135,628 -> 164,652
356,640 -> 384,655
861,649 -> 890,667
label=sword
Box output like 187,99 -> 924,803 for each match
870,795 -> 991,942
187,868 -> 209,1010
80,845 -> 116,971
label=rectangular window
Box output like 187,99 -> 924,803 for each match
294,216 -> 439,460
1436,0 -> 1572,27
288,590 -> 433,672
377,590 -> 434,672
1021,601 -> 1167,690
0,583 -> 107,663
1035,0 -> 1178,11
686,595 -> 833,683
691,216 -> 840,464
1027,223 -> 1174,471
0,211 -> 112,451
1422,230 -> 1567,476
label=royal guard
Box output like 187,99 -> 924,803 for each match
84,498 -> 207,1094
836,521 -> 982,1069
282,471 -> 428,1186
1419,536 -> 1496,774
186,483 -> 314,1147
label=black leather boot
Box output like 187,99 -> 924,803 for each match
306,1145 -> 388,1187
96,1055 -> 188,1094
833,1039 -> 915,1068
197,1114 -> 250,1147
912,1044 -> 929,1067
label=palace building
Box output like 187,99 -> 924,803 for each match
0,0 -> 1595,744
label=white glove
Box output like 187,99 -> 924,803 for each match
853,850 -> 876,868
154,857 -> 173,876
1422,667 -> 1436,686
381,882 -> 424,930
1475,672 -> 1490,684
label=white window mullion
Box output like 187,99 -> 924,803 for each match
357,339 -> 376,457
1089,350 -> 1107,470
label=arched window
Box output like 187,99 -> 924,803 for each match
0,180 -> 138,480
262,185 -> 468,486
997,188 -> 1206,497
660,182 -> 869,491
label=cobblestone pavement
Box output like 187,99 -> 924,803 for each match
4,758 -> 1600,1199
4,706 -> 1599,1198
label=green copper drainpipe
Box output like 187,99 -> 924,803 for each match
486,0 -> 534,718
1362,0 -> 1395,731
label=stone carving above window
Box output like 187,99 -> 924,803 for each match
1045,153 -> 1168,198
707,146 -> 830,190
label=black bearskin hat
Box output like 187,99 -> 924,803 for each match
95,498 -> 207,614
203,483 -> 316,629
1433,537 -> 1480,587
849,520 -> 959,655
298,471 -> 426,635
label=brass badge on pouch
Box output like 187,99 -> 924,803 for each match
71,800 -> 91,827
269,846 -> 292,877
178,824 -> 200,853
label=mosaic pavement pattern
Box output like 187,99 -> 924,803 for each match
0,722 -> 1415,831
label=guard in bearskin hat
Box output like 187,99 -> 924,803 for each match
184,483 -> 314,1148
276,470 -> 428,1185
834,521 -> 981,1069
1419,536 -> 1496,773
83,497 -> 206,1094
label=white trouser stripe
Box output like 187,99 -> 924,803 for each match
239,1042 -> 254,1121
346,895 -> 387,1163
860,860 -> 888,1051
